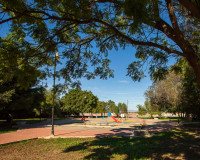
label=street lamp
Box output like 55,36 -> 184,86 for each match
51,51 -> 60,136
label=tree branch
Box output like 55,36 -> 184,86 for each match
178,0 -> 200,19
154,18 -> 194,54
92,18 -> 184,56
165,0 -> 181,33
0,14 -> 24,24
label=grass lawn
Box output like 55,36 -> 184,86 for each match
159,117 -> 190,122
14,118 -> 47,124
139,116 -> 193,123
0,118 -> 46,124
0,117 -> 68,124
0,128 -> 199,160
0,127 -> 18,134
0,118 -> 46,134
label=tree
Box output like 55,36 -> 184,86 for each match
137,104 -> 147,116
144,70 -> 182,116
34,89 -> 61,118
62,89 -> 98,116
144,99 -> 155,118
177,0 -> 200,19
121,103 -> 128,113
118,103 -> 123,113
107,100 -> 117,114
174,58 -> 200,120
0,35 -> 44,103
0,33 -> 47,120
118,102 -> 128,113
0,0 -> 199,88
0,77 -> 45,119
144,58 -> 200,120
94,101 -> 107,116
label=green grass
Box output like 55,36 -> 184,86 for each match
0,126 -> 18,134
0,118 -> 47,134
54,117 -> 67,121
0,118 -> 47,124
159,117 -> 191,122
0,117 -> 67,124
13,118 -> 47,124
139,116 -> 198,123
0,128 -> 199,159
138,117 -> 151,119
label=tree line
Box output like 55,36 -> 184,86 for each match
0,76 -> 128,120
137,58 -> 200,121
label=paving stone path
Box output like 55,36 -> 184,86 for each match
0,118 -> 178,145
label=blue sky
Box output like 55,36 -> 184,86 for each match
49,45 -> 153,111
80,47 -> 152,111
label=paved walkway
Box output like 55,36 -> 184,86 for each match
0,119 -> 178,145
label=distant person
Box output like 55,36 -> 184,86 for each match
81,117 -> 86,122
7,113 -> 13,126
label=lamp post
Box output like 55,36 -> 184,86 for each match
51,51 -> 60,136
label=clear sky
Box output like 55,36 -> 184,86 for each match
80,46 -> 152,111
48,45 -> 153,111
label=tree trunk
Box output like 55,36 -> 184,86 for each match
186,53 -> 200,88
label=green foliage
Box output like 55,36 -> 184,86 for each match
62,89 -> 98,115
124,0 -> 160,25
118,102 -> 128,113
0,35 -> 45,112
1,0 -> 199,87
0,80 -> 15,104
145,58 -> 200,120
0,35 -> 46,119
136,104 -> 147,116
104,101 -> 128,116
34,89 -> 62,118
144,99 -> 156,118
94,101 -> 106,114
0,77 -> 45,119
144,69 -> 182,116
0,35 -> 43,89
0,0 -> 200,121
177,60 -> 200,120
107,100 -> 117,113
127,61 -> 145,81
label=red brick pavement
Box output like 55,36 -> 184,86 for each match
0,122 -> 178,145
0,128 -> 50,144
0,127 -> 133,145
